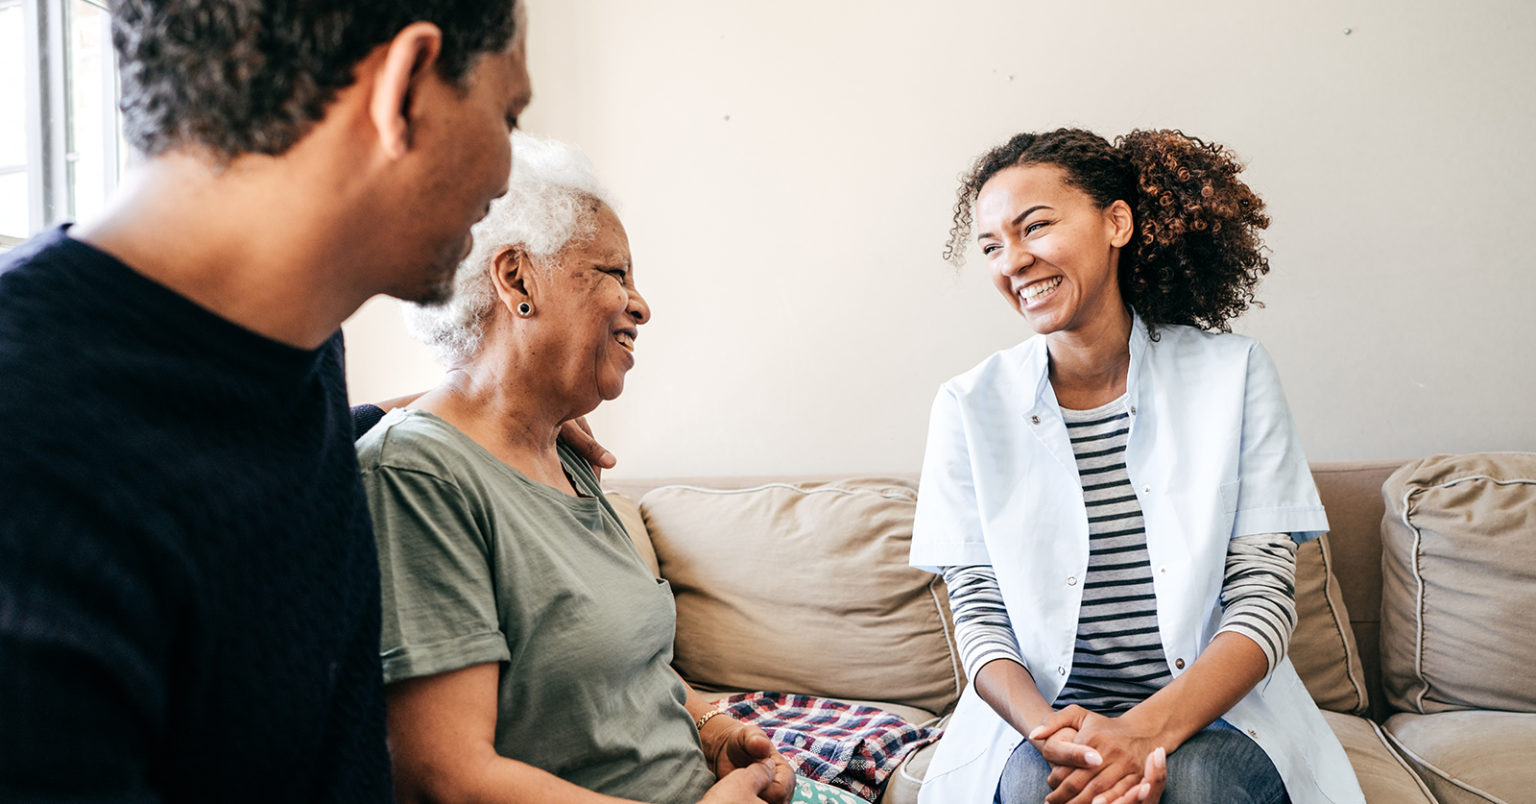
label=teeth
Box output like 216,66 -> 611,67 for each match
614,332 -> 635,352
1021,277 -> 1062,301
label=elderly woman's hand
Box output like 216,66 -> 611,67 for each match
699,715 -> 796,804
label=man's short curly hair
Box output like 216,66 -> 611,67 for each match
944,127 -> 1270,333
111,0 -> 521,159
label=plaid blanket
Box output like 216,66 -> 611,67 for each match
719,691 -> 943,802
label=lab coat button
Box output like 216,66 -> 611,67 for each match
1030,415 -> 1040,425
1175,658 -> 1186,670
1142,486 -> 1151,494
1067,576 -> 1077,586
1058,666 -> 1067,676
1130,406 -> 1137,414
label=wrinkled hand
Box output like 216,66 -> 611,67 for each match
697,759 -> 778,804
1032,706 -> 1166,804
701,716 -> 796,804
557,417 -> 615,476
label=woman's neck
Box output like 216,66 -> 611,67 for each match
413,362 -> 579,496
1046,308 -> 1134,410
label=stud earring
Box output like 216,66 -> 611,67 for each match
516,302 -> 533,318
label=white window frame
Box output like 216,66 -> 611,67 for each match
5,0 -> 118,249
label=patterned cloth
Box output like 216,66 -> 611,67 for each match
721,692 -> 943,802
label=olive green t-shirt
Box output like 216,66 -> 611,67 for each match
357,409 -> 714,803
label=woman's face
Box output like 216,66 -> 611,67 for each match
974,163 -> 1131,339
537,202 -> 649,407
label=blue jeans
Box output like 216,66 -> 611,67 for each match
994,720 -> 1288,804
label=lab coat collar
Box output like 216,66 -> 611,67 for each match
1019,309 -> 1149,418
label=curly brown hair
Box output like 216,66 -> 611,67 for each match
113,0 -> 521,159
944,127 -> 1270,333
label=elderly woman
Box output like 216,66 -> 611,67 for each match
910,129 -> 1366,804
355,134 -> 862,804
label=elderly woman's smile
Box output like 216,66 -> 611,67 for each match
532,199 -> 650,406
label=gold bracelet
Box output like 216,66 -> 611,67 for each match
694,707 -> 727,731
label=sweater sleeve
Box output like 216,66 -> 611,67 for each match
940,565 -> 1026,682
1216,532 -> 1298,675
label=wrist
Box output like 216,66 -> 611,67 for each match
694,707 -> 728,732
696,709 -> 737,759
1120,700 -> 1184,751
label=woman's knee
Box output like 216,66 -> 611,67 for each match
1160,727 -> 1287,804
995,741 -> 1054,804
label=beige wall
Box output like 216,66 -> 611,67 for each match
344,0 -> 1536,479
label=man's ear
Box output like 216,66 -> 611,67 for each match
490,246 -> 536,309
368,22 -> 444,160
1107,199 -> 1135,249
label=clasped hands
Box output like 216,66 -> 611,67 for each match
698,714 -> 796,804
1028,705 -> 1168,804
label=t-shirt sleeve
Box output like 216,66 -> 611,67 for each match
911,386 -> 993,571
1234,342 -> 1329,542
363,464 -> 511,684
0,482 -> 176,802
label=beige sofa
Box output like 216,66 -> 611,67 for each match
603,453 -> 1536,803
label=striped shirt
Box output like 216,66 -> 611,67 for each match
940,396 -> 1299,714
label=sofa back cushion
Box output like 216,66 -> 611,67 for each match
1290,533 -> 1370,715
638,478 -> 963,718
1380,452 -> 1536,714
1308,460 -> 1406,722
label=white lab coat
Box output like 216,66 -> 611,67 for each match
910,315 -> 1364,804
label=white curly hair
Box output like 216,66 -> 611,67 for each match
404,131 -> 618,365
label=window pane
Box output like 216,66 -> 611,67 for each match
0,172 -> 27,240
0,1 -> 29,240
69,0 -> 117,223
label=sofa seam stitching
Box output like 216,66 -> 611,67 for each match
1398,485 -> 1431,712
1367,719 -> 1439,802
1317,535 -> 1370,714
1417,474 -> 1536,490
1382,723 -> 1507,803
927,574 -> 964,707
642,482 -> 916,501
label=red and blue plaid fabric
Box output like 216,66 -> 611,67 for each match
720,691 -> 943,802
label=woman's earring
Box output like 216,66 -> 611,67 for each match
516,302 -> 533,318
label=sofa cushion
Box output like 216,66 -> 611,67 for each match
1320,711 -> 1435,804
1380,452 -> 1536,713
640,478 -> 962,718
1290,533 -> 1370,715
603,490 -> 661,577
1384,710 -> 1536,804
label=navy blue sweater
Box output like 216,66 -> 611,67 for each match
0,228 -> 391,802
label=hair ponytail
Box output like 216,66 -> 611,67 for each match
1113,130 -> 1270,332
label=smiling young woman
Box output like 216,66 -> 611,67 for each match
910,129 -> 1364,804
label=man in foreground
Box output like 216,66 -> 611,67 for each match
0,1 -> 536,800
